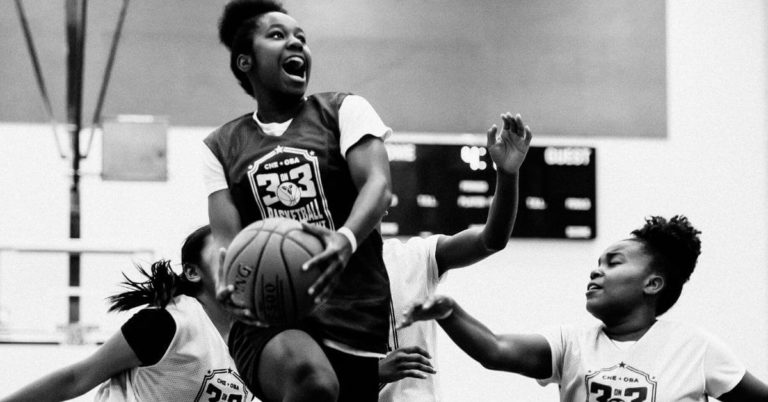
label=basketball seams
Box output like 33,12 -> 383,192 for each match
282,228 -> 321,255
278,234 -> 301,322
224,219 -> 322,325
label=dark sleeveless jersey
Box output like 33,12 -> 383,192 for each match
204,92 -> 390,353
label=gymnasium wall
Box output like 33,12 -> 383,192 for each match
0,1 -> 765,401
0,0 -> 664,138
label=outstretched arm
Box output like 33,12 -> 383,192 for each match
0,331 -> 141,401
435,113 -> 532,276
401,295 -> 552,379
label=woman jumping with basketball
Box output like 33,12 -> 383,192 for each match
401,215 -> 768,401
202,0 -> 392,400
1,225 -> 251,402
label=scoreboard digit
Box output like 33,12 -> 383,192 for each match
383,138 -> 596,239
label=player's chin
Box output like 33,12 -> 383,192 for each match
585,299 -> 605,320
280,74 -> 309,94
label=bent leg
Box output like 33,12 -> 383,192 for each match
258,329 -> 339,402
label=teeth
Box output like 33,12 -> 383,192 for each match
283,56 -> 305,77
285,56 -> 304,68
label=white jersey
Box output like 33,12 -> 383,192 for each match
95,295 -> 251,402
538,320 -> 746,402
380,235 -> 442,402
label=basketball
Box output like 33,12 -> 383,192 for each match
222,217 -> 325,326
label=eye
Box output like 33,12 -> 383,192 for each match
268,31 -> 284,39
296,33 -> 307,44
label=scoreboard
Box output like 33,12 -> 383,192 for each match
382,136 -> 596,239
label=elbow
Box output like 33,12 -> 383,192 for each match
374,177 -> 392,217
476,341 -> 507,371
484,239 -> 507,253
481,233 -> 509,254
380,187 -> 393,212
479,352 -> 506,372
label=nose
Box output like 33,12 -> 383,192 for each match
287,35 -> 303,50
589,269 -> 602,280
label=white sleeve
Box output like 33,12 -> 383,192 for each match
338,95 -> 391,159
201,142 -> 229,195
536,325 -> 568,386
703,332 -> 747,398
423,235 -> 441,291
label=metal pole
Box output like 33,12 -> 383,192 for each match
65,0 -> 87,328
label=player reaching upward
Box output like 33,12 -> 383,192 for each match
401,215 -> 768,401
375,112 -> 531,401
0,225 -> 251,402
203,0 -> 393,400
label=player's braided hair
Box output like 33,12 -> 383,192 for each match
218,0 -> 287,97
630,215 -> 702,316
108,226 -> 209,311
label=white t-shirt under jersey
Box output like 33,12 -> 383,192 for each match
538,319 -> 746,402
380,235 -> 443,402
95,296 -> 251,402
202,94 -> 391,196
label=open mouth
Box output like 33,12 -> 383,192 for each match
587,283 -> 602,291
282,56 -> 306,79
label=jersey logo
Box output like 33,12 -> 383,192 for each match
248,146 -> 334,229
194,368 -> 250,402
584,362 -> 657,402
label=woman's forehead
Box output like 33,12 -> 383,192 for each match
602,238 -> 644,257
257,11 -> 300,31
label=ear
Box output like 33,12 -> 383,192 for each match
643,273 -> 664,296
236,54 -> 252,72
182,263 -> 203,284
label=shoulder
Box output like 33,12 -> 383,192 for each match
652,319 -> 706,341
309,91 -> 351,104
204,113 -> 253,145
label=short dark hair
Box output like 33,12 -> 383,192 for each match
631,215 -> 702,316
218,0 -> 287,97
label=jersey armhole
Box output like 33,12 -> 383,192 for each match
121,308 -> 177,366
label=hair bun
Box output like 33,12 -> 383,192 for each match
218,0 -> 286,49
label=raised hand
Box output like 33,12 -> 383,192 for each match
301,222 -> 353,305
379,346 -> 436,383
398,295 -> 456,329
487,112 -> 532,175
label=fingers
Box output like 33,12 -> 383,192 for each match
216,283 -> 235,303
215,284 -> 269,327
307,257 -> 342,303
398,345 -> 432,359
301,221 -> 330,238
524,124 -> 533,145
399,369 -> 429,380
486,125 -> 498,148
513,113 -> 524,136
398,361 -> 436,375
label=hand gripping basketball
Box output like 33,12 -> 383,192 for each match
299,222 -> 354,305
218,218 -> 326,326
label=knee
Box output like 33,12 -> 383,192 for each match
290,362 -> 339,402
